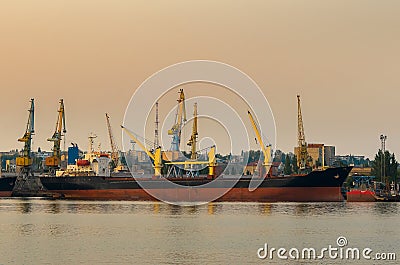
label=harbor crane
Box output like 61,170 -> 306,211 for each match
122,123 -> 216,179
105,113 -> 119,167
247,111 -> 272,176
168,89 -> 186,151
187,103 -> 198,160
16,99 -> 35,170
297,95 -> 309,169
45,99 -> 66,171
121,126 -> 163,177
13,98 -> 46,195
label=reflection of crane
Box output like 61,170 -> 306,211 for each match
248,111 -> 272,176
45,99 -> 66,170
121,126 -> 162,177
105,113 -> 118,167
187,103 -> 198,160
168,89 -> 186,151
297,95 -> 308,169
16,99 -> 35,169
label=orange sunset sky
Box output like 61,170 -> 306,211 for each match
0,0 -> 399,158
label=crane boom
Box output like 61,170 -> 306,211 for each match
45,99 -> 66,169
105,113 -> 119,166
16,99 -> 35,167
297,95 -> 308,169
121,126 -> 162,176
247,111 -> 271,174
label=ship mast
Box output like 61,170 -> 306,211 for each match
297,95 -> 308,169
88,133 -> 97,154
154,102 -> 159,149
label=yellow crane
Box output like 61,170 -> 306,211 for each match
16,99 -> 35,168
13,98 -> 46,195
187,103 -> 198,160
121,126 -> 163,177
105,113 -> 119,167
247,110 -> 272,176
297,95 -> 308,169
45,99 -> 66,170
168,89 -> 186,151
165,146 -> 217,178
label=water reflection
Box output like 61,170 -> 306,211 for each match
258,203 -> 272,215
18,224 -> 35,235
19,201 -> 32,214
48,202 -> 60,214
208,203 -> 214,215
0,199 -> 399,217
0,199 -> 398,265
373,202 -> 399,216
153,203 -> 160,214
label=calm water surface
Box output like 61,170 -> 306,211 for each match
0,199 -> 399,264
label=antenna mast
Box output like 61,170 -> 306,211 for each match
154,102 -> 159,149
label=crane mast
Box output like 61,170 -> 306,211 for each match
187,103 -> 198,160
45,99 -> 66,170
105,113 -> 119,167
297,95 -> 308,169
16,99 -> 35,168
168,89 -> 186,151
247,111 -> 272,176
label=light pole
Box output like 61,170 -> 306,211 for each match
380,134 -> 387,185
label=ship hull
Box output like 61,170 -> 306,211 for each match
47,187 -> 343,202
0,176 -> 16,197
346,190 -> 377,202
0,166 -> 352,202
346,189 -> 399,202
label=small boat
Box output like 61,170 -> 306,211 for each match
347,175 -> 399,202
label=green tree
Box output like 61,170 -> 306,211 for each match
371,150 -> 398,183
284,154 -> 292,175
292,155 -> 299,174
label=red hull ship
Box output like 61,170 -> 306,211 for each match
0,166 -> 352,202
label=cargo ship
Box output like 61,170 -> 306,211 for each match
3,93 -> 352,202
0,166 -> 351,202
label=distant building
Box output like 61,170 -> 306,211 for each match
294,143 -> 336,167
350,167 -> 372,176
331,155 -> 370,167
244,162 -> 258,175
6,159 -> 16,172
271,161 -> 284,176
